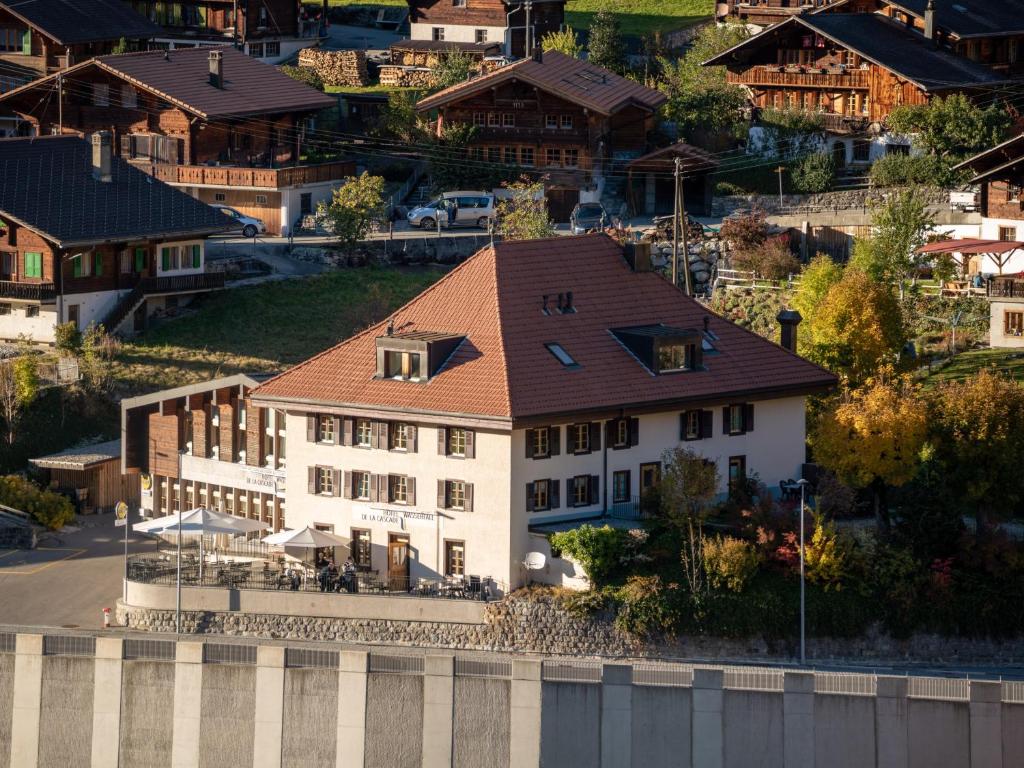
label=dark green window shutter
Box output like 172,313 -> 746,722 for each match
72,255 -> 81,278
94,252 -> 103,276
192,244 -> 201,268
161,248 -> 170,271
135,248 -> 145,272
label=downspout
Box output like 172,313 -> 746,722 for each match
602,419 -> 608,516
505,4 -> 517,58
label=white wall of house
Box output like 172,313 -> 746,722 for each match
282,412 -> 516,588
0,302 -> 58,343
281,181 -> 339,235
156,37 -> 314,65
410,22 -> 507,48
990,300 -> 1024,348
61,289 -> 126,333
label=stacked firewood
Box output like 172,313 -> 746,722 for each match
298,49 -> 369,87
378,66 -> 436,88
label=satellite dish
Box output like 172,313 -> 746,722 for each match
523,552 -> 546,571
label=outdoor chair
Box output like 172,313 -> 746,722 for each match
467,575 -> 482,599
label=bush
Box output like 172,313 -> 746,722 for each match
54,322 -> 82,356
549,524 -> 628,584
0,474 -> 74,530
703,536 -> 762,592
790,152 -> 835,194
730,237 -> 800,280
719,209 -> 768,250
868,153 -> 962,188
280,64 -> 324,91
613,575 -> 679,638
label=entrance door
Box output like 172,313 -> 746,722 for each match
831,142 -> 846,169
0,252 -> 13,280
388,534 -> 409,591
132,301 -> 147,333
547,188 -> 580,224
67,304 -> 80,329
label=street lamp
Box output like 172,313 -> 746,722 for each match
797,478 -> 810,666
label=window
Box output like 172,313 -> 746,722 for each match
531,479 -> 550,511
265,41 -> 280,58
432,27 -> 445,41
475,29 -> 487,43
390,475 -> 408,504
1005,311 -> 1024,336
255,194 -> 268,205
0,27 -> 28,53
546,115 -> 558,129
520,147 -> 534,167
546,148 -> 561,167
119,250 -> 132,274
92,84 -> 109,107
571,423 -> 590,454
640,462 -> 660,492
564,149 -> 579,167
121,84 -> 137,109
448,427 -> 467,457
453,0 -> 467,6
614,419 -> 628,448
725,403 -> 753,435
532,427 -> 550,458
657,341 -> 696,372
729,455 -> 746,488
560,115 -> 573,129
351,529 -> 371,569
317,414 -> 335,443
545,342 -> 577,367
384,350 -> 421,380
25,305 -> 39,318
316,466 -> 334,495
23,252 -> 42,278
487,147 -> 500,163
502,113 -> 514,127
473,112 -> 486,127
391,423 -> 415,451
488,112 -> 500,127
0,304 -> 10,316
214,192 -> 226,202
445,541 -> 465,577
353,471 -> 371,500
134,247 -> 147,272
572,475 -> 593,507
503,146 -> 516,165
612,470 -> 630,504
355,419 -> 372,447
249,42 -> 264,58
1000,226 -> 1017,242
447,480 -> 467,510
71,253 -> 91,278
853,138 -> 871,163
684,410 -> 701,440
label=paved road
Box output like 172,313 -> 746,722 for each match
0,513 -> 155,629
323,23 -> 401,52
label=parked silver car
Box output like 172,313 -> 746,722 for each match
211,204 -> 266,238
569,202 -> 608,234
407,192 -> 496,229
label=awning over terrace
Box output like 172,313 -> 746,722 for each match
916,239 -> 1024,255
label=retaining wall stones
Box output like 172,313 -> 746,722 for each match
711,186 -> 950,217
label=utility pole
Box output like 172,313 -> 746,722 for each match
57,71 -> 62,134
775,165 -> 786,210
673,157 -> 692,295
524,0 -> 533,57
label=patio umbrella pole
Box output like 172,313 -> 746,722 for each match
176,451 -> 182,635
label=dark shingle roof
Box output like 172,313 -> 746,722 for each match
416,50 -> 666,116
0,136 -> 231,247
954,132 -> 1024,182
2,0 -> 162,45
253,234 -> 836,421
886,0 -> 1024,38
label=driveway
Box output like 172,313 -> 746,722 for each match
323,23 -> 401,52
0,513 -> 156,629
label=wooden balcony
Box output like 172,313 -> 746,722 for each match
141,160 -> 355,190
988,277 -> 1024,299
0,281 -> 56,303
729,65 -> 869,90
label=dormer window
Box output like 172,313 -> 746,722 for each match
657,341 -> 697,373
611,324 -> 704,375
376,332 -> 464,382
386,350 -> 421,381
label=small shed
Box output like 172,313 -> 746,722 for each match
30,440 -> 138,515
626,142 -> 719,217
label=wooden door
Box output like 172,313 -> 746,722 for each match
388,534 -> 409,591
547,188 -> 579,224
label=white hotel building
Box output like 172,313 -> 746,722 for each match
248,234 -> 836,591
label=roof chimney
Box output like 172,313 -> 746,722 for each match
91,131 -> 112,183
924,0 -> 936,44
777,309 -> 802,353
624,241 -> 652,272
532,46 -> 543,64
209,50 -> 224,89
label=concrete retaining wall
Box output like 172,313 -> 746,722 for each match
3,631 -> 1024,767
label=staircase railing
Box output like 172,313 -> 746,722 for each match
102,272 -> 226,333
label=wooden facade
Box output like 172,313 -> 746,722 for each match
983,180 -> 1024,222
408,0 -> 564,57
42,461 -> 140,515
722,0 -> 845,27
127,0 -> 302,43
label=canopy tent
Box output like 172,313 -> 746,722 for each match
916,238 -> 1024,276
262,526 -> 351,550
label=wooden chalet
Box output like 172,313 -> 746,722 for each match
31,440 -> 139,515
0,47 -> 350,235
0,134 -> 230,343
407,0 -> 565,58
955,134 -> 1024,244
416,50 -> 667,219
719,0 -> 845,28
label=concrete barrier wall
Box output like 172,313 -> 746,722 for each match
3,631 -> 1024,768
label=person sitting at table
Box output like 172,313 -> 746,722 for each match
284,565 -> 301,591
318,560 -> 332,592
340,557 -> 357,593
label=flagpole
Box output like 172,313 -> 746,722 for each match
176,449 -> 183,635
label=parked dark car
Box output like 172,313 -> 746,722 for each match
569,202 -> 608,234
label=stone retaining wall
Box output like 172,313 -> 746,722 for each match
117,590 -> 1024,663
712,186 -> 950,217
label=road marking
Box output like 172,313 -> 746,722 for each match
0,548 -> 86,575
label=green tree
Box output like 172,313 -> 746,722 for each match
657,447 -> 719,601
790,151 -> 835,193
811,375 -> 928,535
658,22 -> 749,143
888,93 -> 1011,164
0,352 -> 39,447
111,37 -> 129,55
791,254 -> 843,334
495,178 -> 554,240
430,48 -> 474,91
373,90 -> 425,144
317,172 -> 387,252
587,10 -> 626,74
549,524 -> 628,584
805,268 -> 904,383
928,370 -> 1024,536
540,26 -> 582,58
850,190 -> 936,298
81,323 -> 113,392
54,322 -> 82,356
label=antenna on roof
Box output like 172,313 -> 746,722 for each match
163,50 -> 169,61
386,318 -> 395,336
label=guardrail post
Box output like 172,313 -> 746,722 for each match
691,668 -> 724,768
875,676 -> 908,768
422,655 -> 455,768
253,646 -> 286,768
600,664 -> 632,768
91,637 -> 124,768
171,641 -> 204,768
10,633 -> 43,768
783,671 -> 815,768
969,681 -> 1002,768
510,659 -> 542,768
336,651 -> 368,768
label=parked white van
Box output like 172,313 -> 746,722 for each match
407,191 -> 496,229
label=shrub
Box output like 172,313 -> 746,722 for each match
719,209 -> 767,250
790,152 -> 835,193
703,536 -> 762,593
868,153 -> 960,188
613,575 -> 679,638
0,474 -> 74,530
280,64 -> 324,91
549,524 -> 628,584
54,322 -> 82,356
730,238 -> 800,280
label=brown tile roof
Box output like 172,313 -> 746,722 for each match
0,0 -> 161,45
253,234 -> 836,421
416,51 -> 667,116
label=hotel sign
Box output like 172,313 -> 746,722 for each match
360,506 -> 436,529
181,454 -> 285,495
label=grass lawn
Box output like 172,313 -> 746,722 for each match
922,347 -> 1024,387
326,0 -> 713,36
325,83 -> 414,96
113,267 -> 445,393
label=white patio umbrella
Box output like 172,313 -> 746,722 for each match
134,508 -> 269,632
261,526 -> 351,549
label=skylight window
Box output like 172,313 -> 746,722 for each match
545,343 -> 579,368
